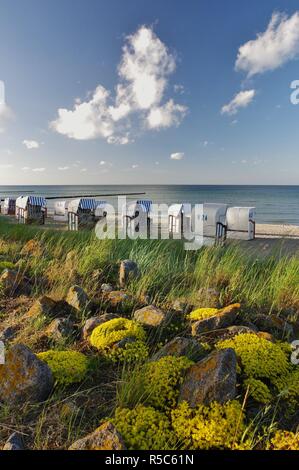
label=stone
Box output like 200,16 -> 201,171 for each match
66,285 -> 89,311
0,326 -> 17,342
69,421 -> 126,450
27,296 -> 57,318
191,303 -> 240,336
152,336 -> 206,362
119,260 -> 139,288
133,305 -> 167,327
179,348 -> 237,407
83,313 -> 119,339
0,344 -> 54,404
254,314 -> 294,338
45,317 -> 75,340
100,283 -> 114,293
0,270 -> 30,296
197,325 -> 257,345
105,290 -> 129,307
3,432 -> 24,450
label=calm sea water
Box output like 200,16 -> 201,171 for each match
0,185 -> 299,225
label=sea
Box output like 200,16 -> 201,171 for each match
0,185 -> 299,225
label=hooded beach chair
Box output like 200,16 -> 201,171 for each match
122,200 -> 152,237
226,207 -> 256,240
16,196 -> 47,225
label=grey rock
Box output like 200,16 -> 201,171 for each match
45,317 -> 75,340
133,305 -> 167,327
66,285 -> 89,311
0,344 -> 54,404
191,303 -> 240,336
69,421 -> 126,450
3,432 -> 24,450
179,348 -> 237,407
152,336 -> 206,362
119,260 -> 139,288
83,313 -> 119,339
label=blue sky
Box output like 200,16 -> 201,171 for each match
1,0 -> 299,185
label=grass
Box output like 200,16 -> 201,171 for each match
0,215 -> 298,450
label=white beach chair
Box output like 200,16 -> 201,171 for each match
3,198 -> 16,215
192,203 -> 228,244
168,203 -> 192,237
68,198 -> 107,231
226,207 -> 256,240
16,196 -> 47,225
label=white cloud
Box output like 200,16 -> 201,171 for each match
174,84 -> 185,94
170,152 -> 184,160
21,167 -> 30,171
23,139 -> 40,149
235,11 -> 299,77
221,89 -> 255,115
58,166 -> 70,171
146,99 -> 187,129
51,26 -> 187,143
132,164 -> 139,169
32,167 -> 45,172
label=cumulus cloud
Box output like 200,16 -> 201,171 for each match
23,139 -> 40,149
221,89 -> 255,115
235,11 -> 299,77
58,166 -> 70,171
146,99 -> 187,129
51,26 -> 187,144
32,167 -> 45,172
170,152 -> 184,160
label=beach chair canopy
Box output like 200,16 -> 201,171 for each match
137,200 -> 152,213
122,200 -> 152,218
16,196 -> 47,210
94,201 -> 107,217
4,197 -> 16,207
68,198 -> 102,214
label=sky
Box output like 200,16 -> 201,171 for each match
1,0 -> 299,185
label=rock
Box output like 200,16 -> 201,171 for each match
3,432 -> 24,450
0,344 -> 54,404
100,283 -> 114,293
191,303 -> 240,336
197,325 -> 257,345
27,296 -> 72,319
83,313 -> 119,339
0,270 -> 30,296
69,421 -> 126,450
119,260 -> 139,288
66,286 -> 89,311
152,336 -> 206,362
253,314 -> 294,338
45,317 -> 75,340
179,348 -> 237,407
105,290 -> 129,307
0,326 -> 17,342
133,305 -> 167,327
